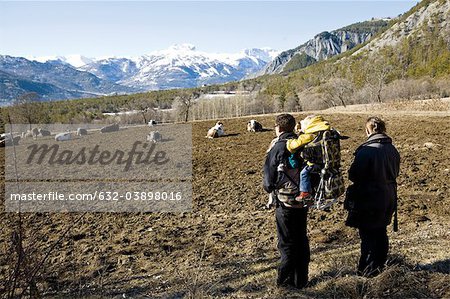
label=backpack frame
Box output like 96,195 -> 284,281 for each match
303,129 -> 346,210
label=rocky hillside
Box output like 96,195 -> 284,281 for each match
261,19 -> 389,75
353,0 -> 450,55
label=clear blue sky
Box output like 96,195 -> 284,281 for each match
0,1 -> 418,57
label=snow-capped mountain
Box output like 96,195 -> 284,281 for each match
0,45 -> 278,102
26,54 -> 95,68
79,58 -> 138,83
81,44 -> 279,90
243,48 -> 279,63
0,55 -> 139,102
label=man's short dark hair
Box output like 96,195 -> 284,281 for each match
276,114 -> 296,133
366,116 -> 386,134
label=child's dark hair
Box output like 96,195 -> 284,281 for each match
276,114 -> 296,133
366,116 -> 386,134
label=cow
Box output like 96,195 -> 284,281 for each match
206,121 -> 225,139
55,132 -> 72,141
247,120 -> 263,132
100,123 -> 119,133
22,128 -> 39,139
147,131 -> 162,143
148,120 -> 157,127
0,133 -> 20,147
77,128 -> 88,136
22,129 -> 36,139
38,128 -> 51,136
1,133 -> 12,140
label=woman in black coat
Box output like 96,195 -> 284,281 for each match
345,116 -> 400,276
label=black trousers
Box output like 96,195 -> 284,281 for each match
358,227 -> 389,276
275,205 -> 310,288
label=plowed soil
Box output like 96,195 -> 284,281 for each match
1,111 -> 449,298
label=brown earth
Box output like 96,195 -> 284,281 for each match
1,111 -> 449,298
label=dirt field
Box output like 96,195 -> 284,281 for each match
1,109 -> 449,298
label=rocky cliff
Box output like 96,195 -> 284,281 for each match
261,20 -> 389,75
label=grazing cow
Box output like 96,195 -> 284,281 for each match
22,130 -> 34,139
206,121 -> 225,139
55,132 -> 72,141
1,133 -> 12,140
22,128 -> 39,139
77,128 -> 88,136
148,120 -> 157,127
147,131 -> 162,143
0,133 -> 20,147
38,128 -> 51,136
100,123 -> 119,133
247,120 -> 263,132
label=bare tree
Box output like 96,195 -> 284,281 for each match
322,78 -> 354,108
253,93 -> 273,115
129,98 -> 155,124
365,57 -> 392,103
173,91 -> 201,122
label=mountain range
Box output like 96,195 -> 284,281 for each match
0,17 -> 399,103
80,45 -> 279,90
0,45 -> 279,103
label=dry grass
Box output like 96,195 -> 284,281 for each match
0,109 -> 449,298
385,98 -> 450,112
321,97 -> 450,116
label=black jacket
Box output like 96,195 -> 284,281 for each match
347,133 -> 400,228
263,132 -> 298,193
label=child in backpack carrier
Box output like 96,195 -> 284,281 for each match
286,115 -> 331,205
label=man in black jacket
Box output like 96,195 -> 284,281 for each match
345,116 -> 400,276
263,114 -> 310,289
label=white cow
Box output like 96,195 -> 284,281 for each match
147,131 -> 162,143
206,121 -> 225,139
148,120 -> 157,127
247,120 -> 263,132
55,132 -> 72,141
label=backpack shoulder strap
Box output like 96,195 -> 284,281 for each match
272,138 -> 301,189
